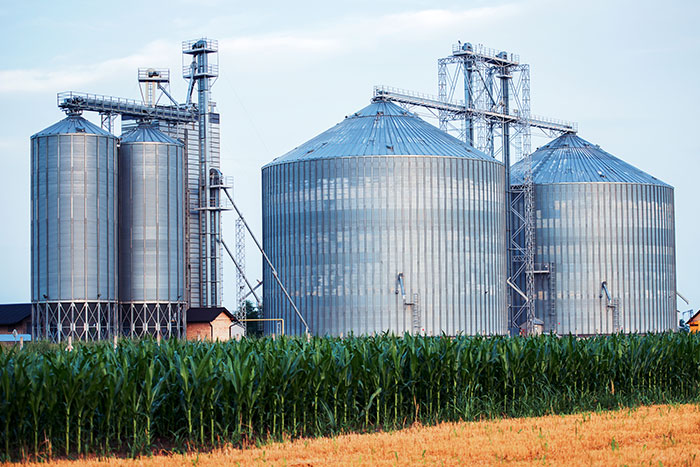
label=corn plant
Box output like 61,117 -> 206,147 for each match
1,332 -> 699,461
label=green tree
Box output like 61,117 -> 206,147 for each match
243,300 -> 264,337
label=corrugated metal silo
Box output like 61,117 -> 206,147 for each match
31,114 -> 119,341
262,100 -> 507,336
119,123 -> 186,338
511,133 -> 676,334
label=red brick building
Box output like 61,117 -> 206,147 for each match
186,307 -> 244,341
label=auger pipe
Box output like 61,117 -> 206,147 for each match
222,187 -> 310,335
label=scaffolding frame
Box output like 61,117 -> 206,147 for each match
119,302 -> 185,339
374,42 -> 577,334
439,44 -> 537,333
33,301 -> 118,342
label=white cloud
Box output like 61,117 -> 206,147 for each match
0,5 -> 522,93
379,6 -> 522,34
220,35 -> 340,55
223,5 -> 521,56
0,40 -> 176,94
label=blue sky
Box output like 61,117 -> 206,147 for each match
0,0 -> 698,316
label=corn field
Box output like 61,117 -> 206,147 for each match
1,333 -> 699,461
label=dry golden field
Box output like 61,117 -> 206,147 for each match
18,404 -> 700,466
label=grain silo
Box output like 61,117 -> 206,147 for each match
262,99 -> 507,336
511,133 -> 676,334
118,122 -> 186,338
31,114 -> 119,341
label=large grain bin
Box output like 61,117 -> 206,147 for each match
118,122 -> 186,338
511,133 -> 676,334
262,100 -> 507,336
30,114 -> 119,341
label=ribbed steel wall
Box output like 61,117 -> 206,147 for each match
31,116 -> 119,341
510,134 -> 677,335
262,155 -> 507,336
156,113 -> 222,308
31,118 -> 118,304
118,131 -> 185,304
533,182 -> 676,334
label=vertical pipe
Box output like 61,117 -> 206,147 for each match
196,49 -> 212,307
464,58 -> 474,146
500,66 -> 512,324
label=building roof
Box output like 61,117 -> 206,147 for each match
688,310 -> 700,325
121,123 -> 182,145
511,133 -> 670,187
0,303 -> 31,326
32,115 -> 114,138
265,100 -> 494,166
187,307 -> 237,324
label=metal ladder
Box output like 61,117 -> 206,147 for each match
611,298 -> 621,333
396,273 -> 422,335
547,263 -> 556,332
411,293 -> 421,335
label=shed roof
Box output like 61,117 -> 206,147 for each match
0,303 -> 31,326
688,310 -> 700,325
511,133 -> 670,187
187,307 -> 236,324
266,100 -> 493,166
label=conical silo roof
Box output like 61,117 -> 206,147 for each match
121,122 -> 182,144
266,100 -> 492,166
511,133 -> 669,186
32,115 -> 114,138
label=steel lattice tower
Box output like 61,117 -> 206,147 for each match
436,44 -> 533,332
235,217 -> 246,318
